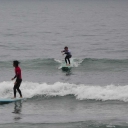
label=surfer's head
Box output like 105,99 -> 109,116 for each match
64,46 -> 68,50
13,60 -> 20,67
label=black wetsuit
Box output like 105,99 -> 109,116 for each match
64,50 -> 72,64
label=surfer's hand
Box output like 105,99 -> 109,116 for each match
11,78 -> 14,80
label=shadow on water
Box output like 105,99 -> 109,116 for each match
12,101 -> 22,121
12,101 -> 22,114
62,68 -> 72,76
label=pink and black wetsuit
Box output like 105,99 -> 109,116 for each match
14,66 -> 22,80
13,66 -> 22,97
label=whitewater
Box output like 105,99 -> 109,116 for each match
1,81 -> 128,102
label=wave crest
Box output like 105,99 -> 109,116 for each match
0,81 -> 128,102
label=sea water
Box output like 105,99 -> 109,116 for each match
0,0 -> 128,127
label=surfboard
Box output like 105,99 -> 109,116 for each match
61,59 -> 73,71
0,98 -> 24,104
61,63 -> 71,71
60,58 -> 74,71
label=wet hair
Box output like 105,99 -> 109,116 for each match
13,60 -> 20,67
64,46 -> 68,49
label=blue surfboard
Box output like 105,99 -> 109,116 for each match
0,98 -> 24,104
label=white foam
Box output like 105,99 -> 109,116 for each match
71,58 -> 84,67
1,81 -> 128,102
57,58 -> 82,69
54,59 -> 62,63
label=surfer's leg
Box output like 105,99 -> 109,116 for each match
16,79 -> 22,97
17,87 -> 22,98
67,58 -> 70,64
13,85 -> 17,98
65,56 -> 67,64
67,55 -> 71,64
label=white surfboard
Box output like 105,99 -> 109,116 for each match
0,98 -> 24,104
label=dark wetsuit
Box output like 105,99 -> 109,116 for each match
13,66 -> 22,97
63,50 -> 72,64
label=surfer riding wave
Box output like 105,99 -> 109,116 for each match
11,60 -> 22,98
61,46 -> 72,65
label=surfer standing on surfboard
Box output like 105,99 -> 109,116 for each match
61,46 -> 72,65
11,60 -> 22,98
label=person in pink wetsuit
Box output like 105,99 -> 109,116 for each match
11,60 -> 22,98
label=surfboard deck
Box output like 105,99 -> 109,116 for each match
61,58 -> 73,71
0,98 -> 24,104
61,63 -> 71,71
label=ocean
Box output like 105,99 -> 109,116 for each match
0,0 -> 128,127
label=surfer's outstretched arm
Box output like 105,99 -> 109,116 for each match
11,75 -> 16,80
61,50 -> 65,53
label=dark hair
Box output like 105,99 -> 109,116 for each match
64,46 -> 68,49
13,60 -> 20,66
